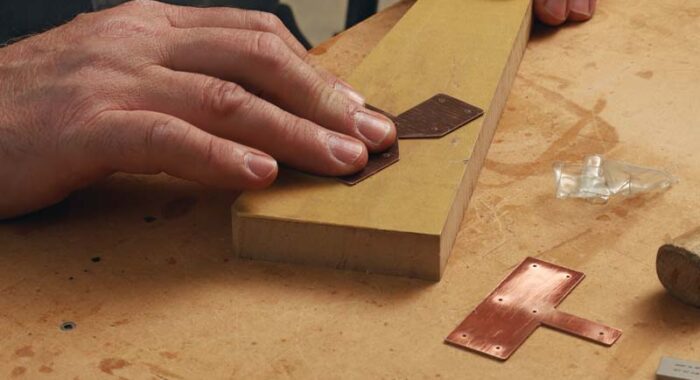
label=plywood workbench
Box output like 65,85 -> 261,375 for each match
1,0 -> 699,378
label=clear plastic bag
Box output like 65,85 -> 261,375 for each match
553,155 -> 677,203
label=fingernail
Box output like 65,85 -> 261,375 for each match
354,109 -> 393,145
544,0 -> 567,21
335,80 -> 365,105
570,0 -> 591,16
328,135 -> 364,165
245,153 -> 277,178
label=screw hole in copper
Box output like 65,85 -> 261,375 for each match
495,346 -> 501,351
532,264 -> 538,268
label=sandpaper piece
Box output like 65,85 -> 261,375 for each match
445,257 -> 622,360
338,95 -> 482,185
337,104 -> 399,185
338,141 -> 399,185
395,94 -> 483,139
365,104 -> 398,121
657,357 -> 700,380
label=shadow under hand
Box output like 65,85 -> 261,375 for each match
530,19 -> 561,42
0,172 -> 431,337
530,18 -> 593,42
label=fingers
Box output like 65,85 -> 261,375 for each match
534,0 -> 596,25
157,3 -> 371,129
569,0 -> 596,21
90,110 -> 278,189
155,2 -> 362,104
161,5 -> 308,58
534,0 -> 569,25
131,69 -> 369,176
160,28 -> 396,152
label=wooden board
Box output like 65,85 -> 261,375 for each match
232,0 -> 532,280
1,0 -> 699,378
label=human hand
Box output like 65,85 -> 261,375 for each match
534,0 -> 597,25
0,0 -> 396,219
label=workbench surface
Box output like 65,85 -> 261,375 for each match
2,1 -> 699,378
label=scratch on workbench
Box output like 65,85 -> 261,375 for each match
589,98 -> 611,152
143,362 -> 185,379
536,73 -> 573,90
480,240 -> 508,258
534,228 -> 593,259
285,317 -> 319,380
470,197 -> 512,257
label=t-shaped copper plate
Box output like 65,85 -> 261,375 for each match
445,257 -> 622,360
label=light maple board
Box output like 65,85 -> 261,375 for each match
232,0 -> 532,280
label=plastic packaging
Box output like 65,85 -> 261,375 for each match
553,155 -> 677,203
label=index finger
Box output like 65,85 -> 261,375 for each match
161,5 -> 308,58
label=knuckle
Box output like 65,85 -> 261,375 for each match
72,12 -> 94,24
94,17 -> 158,38
257,12 -> 286,34
201,78 -> 250,117
145,116 -> 186,152
202,135 -> 218,167
251,32 -> 290,69
161,5 -> 184,26
284,115 -> 317,145
120,0 -> 159,12
58,84 -> 108,130
305,78 -> 328,117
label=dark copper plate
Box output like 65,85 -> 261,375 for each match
365,103 -> 397,121
337,94 -> 482,185
338,141 -> 399,185
395,94 -> 483,139
445,257 -> 622,360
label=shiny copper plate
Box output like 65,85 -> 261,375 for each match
445,257 -> 622,360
